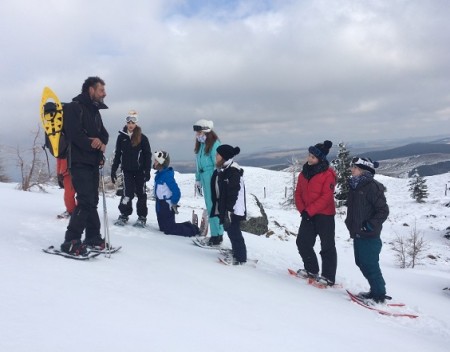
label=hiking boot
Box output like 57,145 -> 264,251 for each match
208,236 -> 222,246
114,214 -> 128,226
219,248 -> 233,257
133,216 -> 146,228
296,268 -> 318,279
315,276 -> 335,287
372,296 -> 386,304
220,255 -> 246,265
357,291 -> 373,300
83,236 -> 106,249
60,239 -> 87,256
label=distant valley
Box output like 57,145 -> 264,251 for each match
173,137 -> 450,178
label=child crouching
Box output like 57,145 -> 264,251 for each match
153,151 -> 200,237
211,145 -> 247,265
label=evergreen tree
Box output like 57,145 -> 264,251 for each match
331,142 -> 352,207
408,169 -> 429,203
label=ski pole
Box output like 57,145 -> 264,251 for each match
99,166 -> 111,258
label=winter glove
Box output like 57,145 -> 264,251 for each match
144,170 -> 151,182
57,174 -> 64,189
171,204 -> 180,214
301,211 -> 311,221
361,220 -> 374,232
195,181 -> 203,197
111,169 -> 117,184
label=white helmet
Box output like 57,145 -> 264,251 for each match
193,119 -> 213,133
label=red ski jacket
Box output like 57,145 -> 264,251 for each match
295,167 -> 336,217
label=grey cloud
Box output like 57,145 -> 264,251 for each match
1,0 -> 449,163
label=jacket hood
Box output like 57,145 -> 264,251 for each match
73,93 -> 108,110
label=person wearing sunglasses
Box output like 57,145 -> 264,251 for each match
294,140 -> 337,287
192,119 -> 224,246
345,157 -> 389,303
111,110 -> 152,227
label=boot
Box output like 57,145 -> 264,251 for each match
133,216 -> 146,228
114,214 -> 128,226
60,239 -> 87,256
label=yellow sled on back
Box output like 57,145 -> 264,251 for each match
40,86 -> 65,158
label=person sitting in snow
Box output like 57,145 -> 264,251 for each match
210,145 -> 247,265
345,157 -> 390,303
153,151 -> 200,237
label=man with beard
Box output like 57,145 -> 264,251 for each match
60,76 -> 109,255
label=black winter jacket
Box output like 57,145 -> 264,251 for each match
210,162 -> 246,224
64,93 -> 109,166
345,177 -> 389,239
111,126 -> 151,174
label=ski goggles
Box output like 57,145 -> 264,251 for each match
351,157 -> 374,168
193,125 -> 212,132
126,115 -> 138,123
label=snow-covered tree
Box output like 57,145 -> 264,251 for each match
408,169 -> 428,203
331,141 -> 352,207
283,156 -> 302,207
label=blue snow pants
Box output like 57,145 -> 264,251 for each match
353,237 -> 386,297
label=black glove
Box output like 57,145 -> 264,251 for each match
223,211 -> 233,230
301,211 -> 310,221
361,220 -> 374,232
144,171 -> 151,182
171,204 -> 179,214
57,174 -> 64,189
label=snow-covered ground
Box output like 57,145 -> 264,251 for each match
1,167 -> 449,352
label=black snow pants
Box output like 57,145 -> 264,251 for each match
65,164 -> 101,242
119,170 -> 148,218
296,214 -> 337,283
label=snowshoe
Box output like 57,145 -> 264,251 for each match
133,216 -> 147,228
114,214 -> 128,226
314,276 -> 335,287
83,236 -> 105,248
218,255 -> 246,266
60,239 -> 88,256
296,268 -> 317,279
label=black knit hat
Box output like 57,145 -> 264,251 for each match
308,140 -> 332,161
351,157 -> 379,174
217,144 -> 240,161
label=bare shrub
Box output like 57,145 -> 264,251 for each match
16,126 -> 51,191
392,221 -> 428,268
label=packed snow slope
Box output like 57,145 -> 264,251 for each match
1,167 -> 449,352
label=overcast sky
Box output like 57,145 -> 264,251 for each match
1,0 -> 449,163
